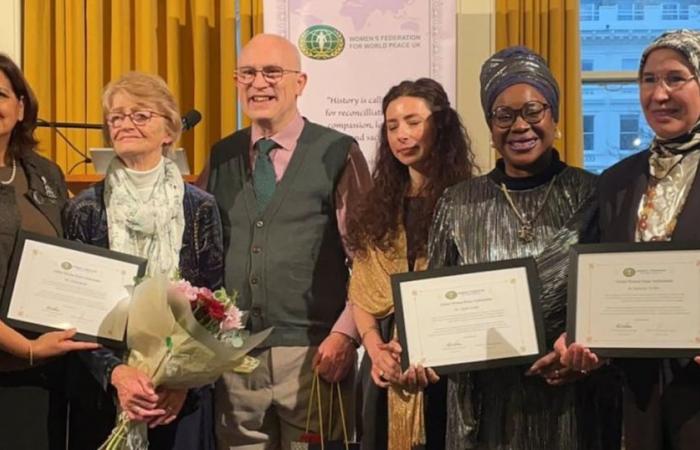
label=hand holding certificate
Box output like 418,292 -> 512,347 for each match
1,232 -> 146,348
567,242 -> 700,358
391,258 -> 545,375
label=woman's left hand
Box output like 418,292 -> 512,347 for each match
380,340 -> 439,388
526,351 -> 585,386
399,364 -> 440,389
695,356 -> 700,366
554,333 -> 605,372
148,388 -> 187,428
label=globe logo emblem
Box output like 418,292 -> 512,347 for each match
298,25 -> 345,60
61,261 -> 73,270
622,267 -> 636,277
445,291 -> 458,300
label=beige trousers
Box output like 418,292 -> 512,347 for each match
215,346 -> 355,450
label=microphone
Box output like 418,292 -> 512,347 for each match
36,118 -> 94,173
36,118 -> 103,130
181,109 -> 202,131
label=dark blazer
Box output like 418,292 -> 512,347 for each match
592,149 -> 700,415
596,150 -> 700,244
63,180 -> 224,389
0,150 -> 69,450
62,181 -> 223,450
0,150 -> 67,295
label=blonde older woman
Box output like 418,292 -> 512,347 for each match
64,72 -> 222,450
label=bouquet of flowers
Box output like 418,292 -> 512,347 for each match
99,275 -> 271,450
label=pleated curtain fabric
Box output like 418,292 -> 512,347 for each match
22,0 -> 265,177
495,0 -> 584,168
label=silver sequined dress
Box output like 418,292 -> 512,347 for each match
428,163 -> 621,450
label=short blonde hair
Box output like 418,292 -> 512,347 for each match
102,72 -> 182,154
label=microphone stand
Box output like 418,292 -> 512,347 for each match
37,120 -> 103,174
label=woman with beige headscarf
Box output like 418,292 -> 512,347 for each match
561,29 -> 700,450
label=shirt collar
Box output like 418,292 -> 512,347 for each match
251,112 -> 305,152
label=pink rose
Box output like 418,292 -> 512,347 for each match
220,307 -> 243,332
198,287 -> 214,299
172,280 -> 199,302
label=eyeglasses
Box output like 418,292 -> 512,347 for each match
106,110 -> 164,128
235,65 -> 301,85
640,73 -> 698,91
490,101 -> 550,128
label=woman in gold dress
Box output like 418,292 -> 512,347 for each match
346,78 -> 475,450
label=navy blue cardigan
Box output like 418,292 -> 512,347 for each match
63,181 -> 224,389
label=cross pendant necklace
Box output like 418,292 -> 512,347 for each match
500,175 -> 558,243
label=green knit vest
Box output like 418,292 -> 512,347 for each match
207,121 -> 354,347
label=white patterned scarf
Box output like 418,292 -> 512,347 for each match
104,156 -> 185,277
636,120 -> 700,242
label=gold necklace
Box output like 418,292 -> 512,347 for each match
499,175 -> 558,243
0,158 -> 16,185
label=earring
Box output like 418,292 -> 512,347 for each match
554,127 -> 562,140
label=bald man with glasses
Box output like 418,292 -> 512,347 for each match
204,34 -> 370,449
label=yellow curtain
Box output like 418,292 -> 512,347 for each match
240,0 -> 265,128
495,0 -> 583,168
22,0 -> 260,177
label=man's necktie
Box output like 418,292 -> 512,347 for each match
253,138 -> 278,212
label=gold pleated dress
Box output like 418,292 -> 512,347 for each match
349,227 -> 427,450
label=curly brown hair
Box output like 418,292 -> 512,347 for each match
346,78 -> 475,258
0,53 -> 39,160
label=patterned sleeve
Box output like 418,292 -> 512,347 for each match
194,192 -> 225,291
62,190 -> 124,391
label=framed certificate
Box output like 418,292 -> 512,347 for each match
391,258 -> 545,375
567,242 -> 700,358
1,231 -> 147,348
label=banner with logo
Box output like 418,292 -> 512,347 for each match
263,1 -> 456,165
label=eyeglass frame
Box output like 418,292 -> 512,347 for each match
489,101 -> 551,129
235,65 -> 302,85
639,73 -> 698,92
105,110 -> 165,128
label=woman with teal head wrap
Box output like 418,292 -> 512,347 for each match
427,46 -> 622,450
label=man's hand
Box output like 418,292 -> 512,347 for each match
148,388 -> 187,428
695,356 -> 700,366
110,365 -> 165,421
313,332 -> 356,383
